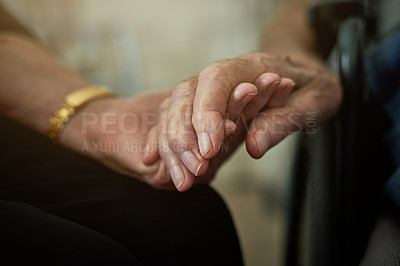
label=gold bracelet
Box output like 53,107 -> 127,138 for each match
48,86 -> 114,143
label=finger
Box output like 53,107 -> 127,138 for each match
225,82 -> 258,121
246,105 -> 301,159
192,52 -> 316,160
192,77 -> 295,184
143,160 -> 176,190
193,72 -> 282,160
192,54 -> 284,159
143,125 -> 160,165
143,94 -> 198,191
265,78 -> 295,108
245,78 -> 297,159
223,119 -> 236,138
198,74 -> 282,181
223,82 -> 258,139
159,120 -> 196,192
241,73 -> 282,122
167,80 -> 209,177
143,97 -> 171,165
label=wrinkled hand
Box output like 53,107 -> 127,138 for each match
190,52 -> 342,159
145,52 -> 342,192
143,71 -> 295,191
60,90 -> 177,190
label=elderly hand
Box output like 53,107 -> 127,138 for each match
144,74 -> 294,190
190,52 -> 341,159
144,51 -> 341,191
60,90 -> 180,190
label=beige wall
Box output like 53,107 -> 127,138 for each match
1,0 -> 277,94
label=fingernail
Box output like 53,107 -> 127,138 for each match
258,78 -> 280,89
248,92 -> 258,96
198,132 -> 212,157
255,129 -> 269,157
226,124 -> 236,134
170,164 -> 185,189
196,163 -> 203,176
181,151 -> 202,176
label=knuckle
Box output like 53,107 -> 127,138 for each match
182,76 -> 198,87
168,132 -> 181,146
159,98 -> 170,112
191,112 -> 204,132
168,131 -> 193,152
167,107 -> 192,129
172,84 -> 193,101
250,52 -> 274,66
199,64 -> 230,86
192,110 -> 225,132
192,112 -> 202,125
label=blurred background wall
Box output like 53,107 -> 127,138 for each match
0,0 -> 299,265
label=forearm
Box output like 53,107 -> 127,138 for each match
0,4 -> 32,37
0,4 -> 92,136
0,33 -> 91,135
261,0 -> 317,56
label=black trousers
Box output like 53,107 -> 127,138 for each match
0,116 -> 243,266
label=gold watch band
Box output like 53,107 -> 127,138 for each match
48,86 -> 114,143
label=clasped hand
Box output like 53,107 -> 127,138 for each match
74,52 -> 341,192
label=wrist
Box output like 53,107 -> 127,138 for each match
58,96 -> 120,155
48,86 -> 114,142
